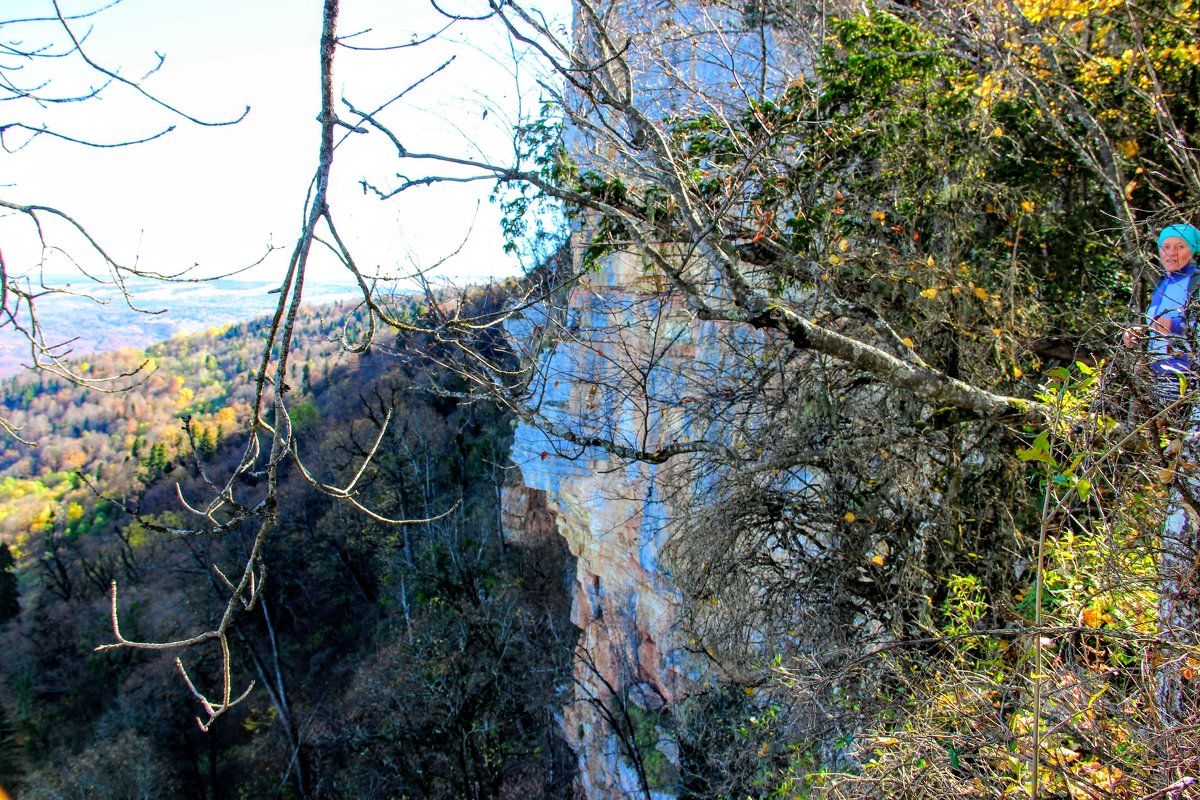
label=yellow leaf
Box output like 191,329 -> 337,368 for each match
844,512 -> 857,522
871,210 -> 886,223
991,126 -> 1004,137
828,254 -> 842,265
743,686 -> 756,696
902,337 -> 914,347
975,286 -> 989,300
1081,606 -> 1102,627
871,554 -> 885,566
839,238 -> 849,252
1021,200 -> 1036,213
1120,139 -> 1139,158
920,288 -> 938,299
1124,179 -> 1138,200
876,737 -> 900,746
926,255 -> 935,268
1013,367 -> 1024,378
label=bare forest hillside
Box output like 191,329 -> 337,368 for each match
0,290 -> 579,799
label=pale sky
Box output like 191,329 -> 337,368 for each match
2,0 -> 570,289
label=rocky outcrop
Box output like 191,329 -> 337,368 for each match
500,4 -> 814,795
503,249 -> 701,798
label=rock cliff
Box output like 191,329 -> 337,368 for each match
503,248 -> 702,797
500,3 -> 813,794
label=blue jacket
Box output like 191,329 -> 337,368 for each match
1147,262 -> 1199,378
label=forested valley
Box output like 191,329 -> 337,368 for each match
0,287 -> 577,798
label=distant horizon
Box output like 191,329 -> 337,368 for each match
0,275 -> 406,380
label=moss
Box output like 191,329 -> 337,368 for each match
614,698 -> 677,792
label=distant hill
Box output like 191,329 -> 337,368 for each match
0,277 -> 361,377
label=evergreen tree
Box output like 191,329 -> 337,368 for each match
0,544 -> 18,626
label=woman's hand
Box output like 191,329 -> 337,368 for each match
1124,326 -> 1144,347
1151,314 -> 1176,336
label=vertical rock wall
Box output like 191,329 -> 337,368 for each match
501,3 -> 814,795
503,250 -> 696,798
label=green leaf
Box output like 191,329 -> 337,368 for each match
1046,367 -> 1070,382
1076,478 -> 1091,502
1016,430 -> 1057,467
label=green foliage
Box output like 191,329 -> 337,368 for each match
614,699 -> 676,792
497,100 -> 570,262
941,573 -> 987,637
287,400 -> 320,436
820,12 -> 952,108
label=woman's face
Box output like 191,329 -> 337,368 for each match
1160,236 -> 1195,273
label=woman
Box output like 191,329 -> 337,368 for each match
1130,223 -> 1200,394
1137,223 -> 1200,722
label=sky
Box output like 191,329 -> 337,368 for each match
1,0 -> 571,291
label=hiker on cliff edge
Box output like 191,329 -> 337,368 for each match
1125,223 -> 1200,399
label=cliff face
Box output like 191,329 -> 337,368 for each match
500,4 -> 814,795
503,250 -> 703,797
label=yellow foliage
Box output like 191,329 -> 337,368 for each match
30,505 -> 53,534
973,72 -> 1013,110
1016,0 -> 1122,24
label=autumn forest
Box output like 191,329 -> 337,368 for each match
4,0 -> 1200,798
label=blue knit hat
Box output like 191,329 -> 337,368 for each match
1158,223 -> 1200,254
